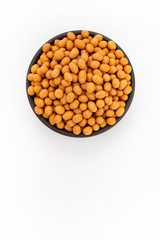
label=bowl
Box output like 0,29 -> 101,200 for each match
26,30 -> 135,137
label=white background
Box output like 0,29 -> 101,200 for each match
0,0 -> 160,239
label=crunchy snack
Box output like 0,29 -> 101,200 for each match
27,30 -> 132,135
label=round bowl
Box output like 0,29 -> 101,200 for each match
26,30 -> 135,137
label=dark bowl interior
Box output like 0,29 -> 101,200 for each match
26,30 -> 135,137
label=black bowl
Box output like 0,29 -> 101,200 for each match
26,30 -> 135,137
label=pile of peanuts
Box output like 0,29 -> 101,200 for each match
27,30 -> 132,135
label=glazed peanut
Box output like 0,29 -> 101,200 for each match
83,109 -> 92,119
110,101 -> 120,110
51,68 -> 60,78
72,114 -> 83,123
107,117 -> 116,125
108,41 -> 116,50
79,70 -> 86,84
73,85 -> 82,95
95,91 -> 107,99
81,30 -> 89,38
67,32 -> 76,41
73,125 -> 81,135
44,97 -> 52,106
69,62 -> 78,74
39,89 -> 48,99
69,48 -> 79,59
55,105 -> 65,115
78,95 -> 88,103
63,111 -> 74,121
55,88 -> 63,99
86,82 -> 96,93
64,72 -> 73,82
49,113 -> 56,125
88,101 -> 97,112
117,70 -> 125,79
78,58 -> 86,69
99,64 -> 110,72
123,85 -> 132,94
96,100 -> 105,108
33,74 -> 41,83
34,97 -> 44,108
70,99 -> 79,109
88,117 -> 96,126
86,44 -> 94,53
54,115 -> 62,124
92,52 -> 103,61
28,86 -> 35,96
45,106 -> 53,116
104,82 -> 112,91
119,80 -> 128,90
35,106 -> 43,115
116,107 -> 125,117
96,117 -> 104,124
83,126 -> 93,135
90,60 -> 100,69
54,50 -> 64,61
92,75 -> 103,85
66,92 -> 75,103
42,43 -> 51,53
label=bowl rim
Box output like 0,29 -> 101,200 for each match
26,30 -> 135,138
